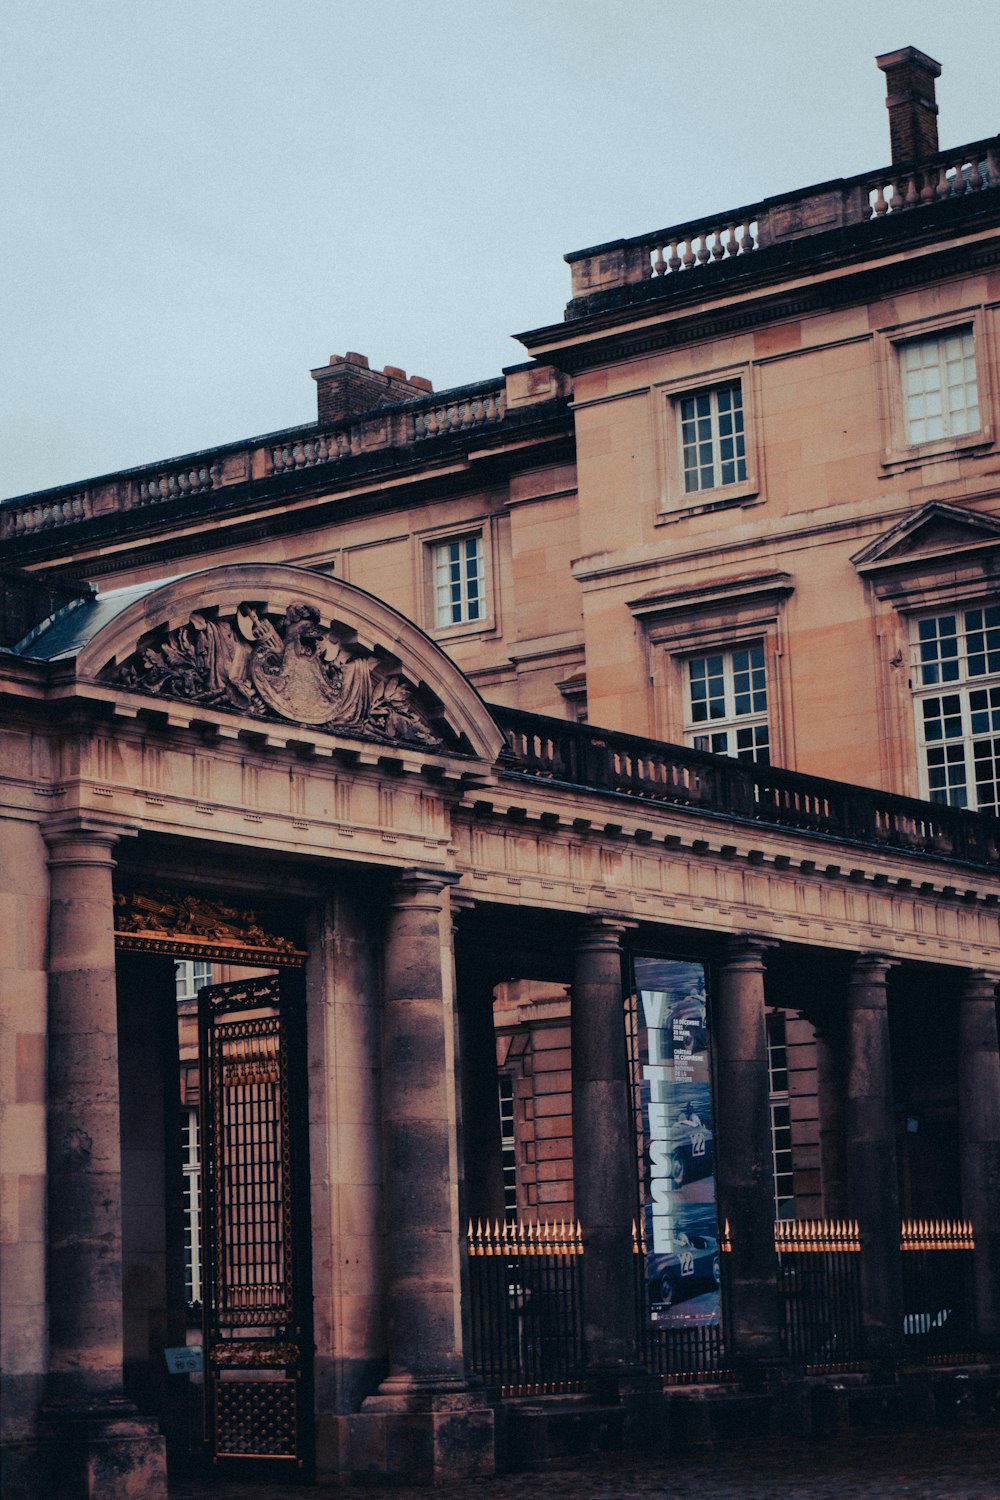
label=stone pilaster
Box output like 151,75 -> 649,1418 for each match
360,870 -> 493,1483
40,819 -> 166,1499
571,915 -> 639,1378
713,936 -> 782,1362
845,952 -> 902,1360
958,971 -> 1000,1347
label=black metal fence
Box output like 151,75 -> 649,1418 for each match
901,1219 -> 978,1361
777,1219 -> 864,1368
467,1217 -> 977,1391
466,1220 -> 585,1395
775,1217 -> 977,1369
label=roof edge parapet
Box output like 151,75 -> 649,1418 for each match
562,132 -> 1000,307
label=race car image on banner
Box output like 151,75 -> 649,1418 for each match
633,956 -> 722,1328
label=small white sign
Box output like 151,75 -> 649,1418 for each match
164,1346 -> 204,1374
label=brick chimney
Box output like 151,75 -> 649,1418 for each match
876,46 -> 942,165
311,352 -> 433,426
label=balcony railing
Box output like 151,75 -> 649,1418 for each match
494,706 -> 1000,870
0,379 -> 512,544
566,134 -> 1000,301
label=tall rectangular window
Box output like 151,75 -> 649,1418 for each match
679,383 -> 747,493
913,605 -> 1000,811
432,535 -> 485,627
767,1014 -> 794,1217
900,330 -> 980,446
684,644 -> 769,763
498,1075 -> 517,1222
181,1106 -> 202,1307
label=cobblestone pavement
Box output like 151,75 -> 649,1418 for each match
173,1428 -> 1000,1498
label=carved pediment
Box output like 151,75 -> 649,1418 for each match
102,596 -> 449,750
852,503 -> 1000,573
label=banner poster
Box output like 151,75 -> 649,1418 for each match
633,956 -> 721,1328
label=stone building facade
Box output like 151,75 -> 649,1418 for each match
3,46 -> 1000,1497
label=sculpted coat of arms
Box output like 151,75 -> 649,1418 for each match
107,600 -> 445,748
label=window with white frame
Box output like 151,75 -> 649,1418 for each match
432,534 -> 485,628
181,1106 -> 202,1307
679,383 -> 747,494
913,605 -> 1000,811
767,1014 -> 795,1217
899,329 -> 980,447
498,1075 -> 517,1222
174,959 -> 213,1002
684,644 -> 769,762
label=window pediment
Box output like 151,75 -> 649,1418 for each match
852,502 -> 1000,574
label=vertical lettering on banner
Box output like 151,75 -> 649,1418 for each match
634,958 -> 721,1327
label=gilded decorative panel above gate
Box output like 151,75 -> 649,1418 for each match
103,598 -> 446,748
114,888 -> 307,966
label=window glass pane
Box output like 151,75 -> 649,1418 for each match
915,607 -> 1000,806
901,329 -> 979,444
433,535 -> 484,627
679,382 -> 745,493
685,645 -> 768,765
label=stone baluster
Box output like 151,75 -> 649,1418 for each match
845,953 -> 902,1359
958,971 -> 1000,1347
713,936 -> 783,1363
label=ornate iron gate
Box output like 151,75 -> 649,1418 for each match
199,974 -> 312,1473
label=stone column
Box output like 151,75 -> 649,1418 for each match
958,971 -> 1000,1347
361,870 -> 493,1483
571,915 -> 639,1377
713,936 -> 783,1362
374,869 -> 465,1391
41,820 -> 166,1499
845,952 -> 902,1359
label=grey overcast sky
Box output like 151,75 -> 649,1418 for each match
2,0 -> 997,500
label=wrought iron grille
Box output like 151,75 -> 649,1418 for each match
470,1215 -> 977,1387
776,1218 -> 864,1369
200,975 -> 312,1470
466,1219 -> 585,1395
775,1217 -> 977,1369
211,1017 -> 292,1324
901,1218 -> 978,1360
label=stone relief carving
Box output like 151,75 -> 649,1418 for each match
106,600 -> 444,747
114,889 -> 306,962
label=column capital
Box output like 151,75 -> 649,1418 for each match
576,913 -> 637,954
720,933 -> 777,969
389,867 -> 461,911
42,814 -> 137,868
849,950 -> 895,983
960,970 -> 1000,1002
449,888 -> 478,918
